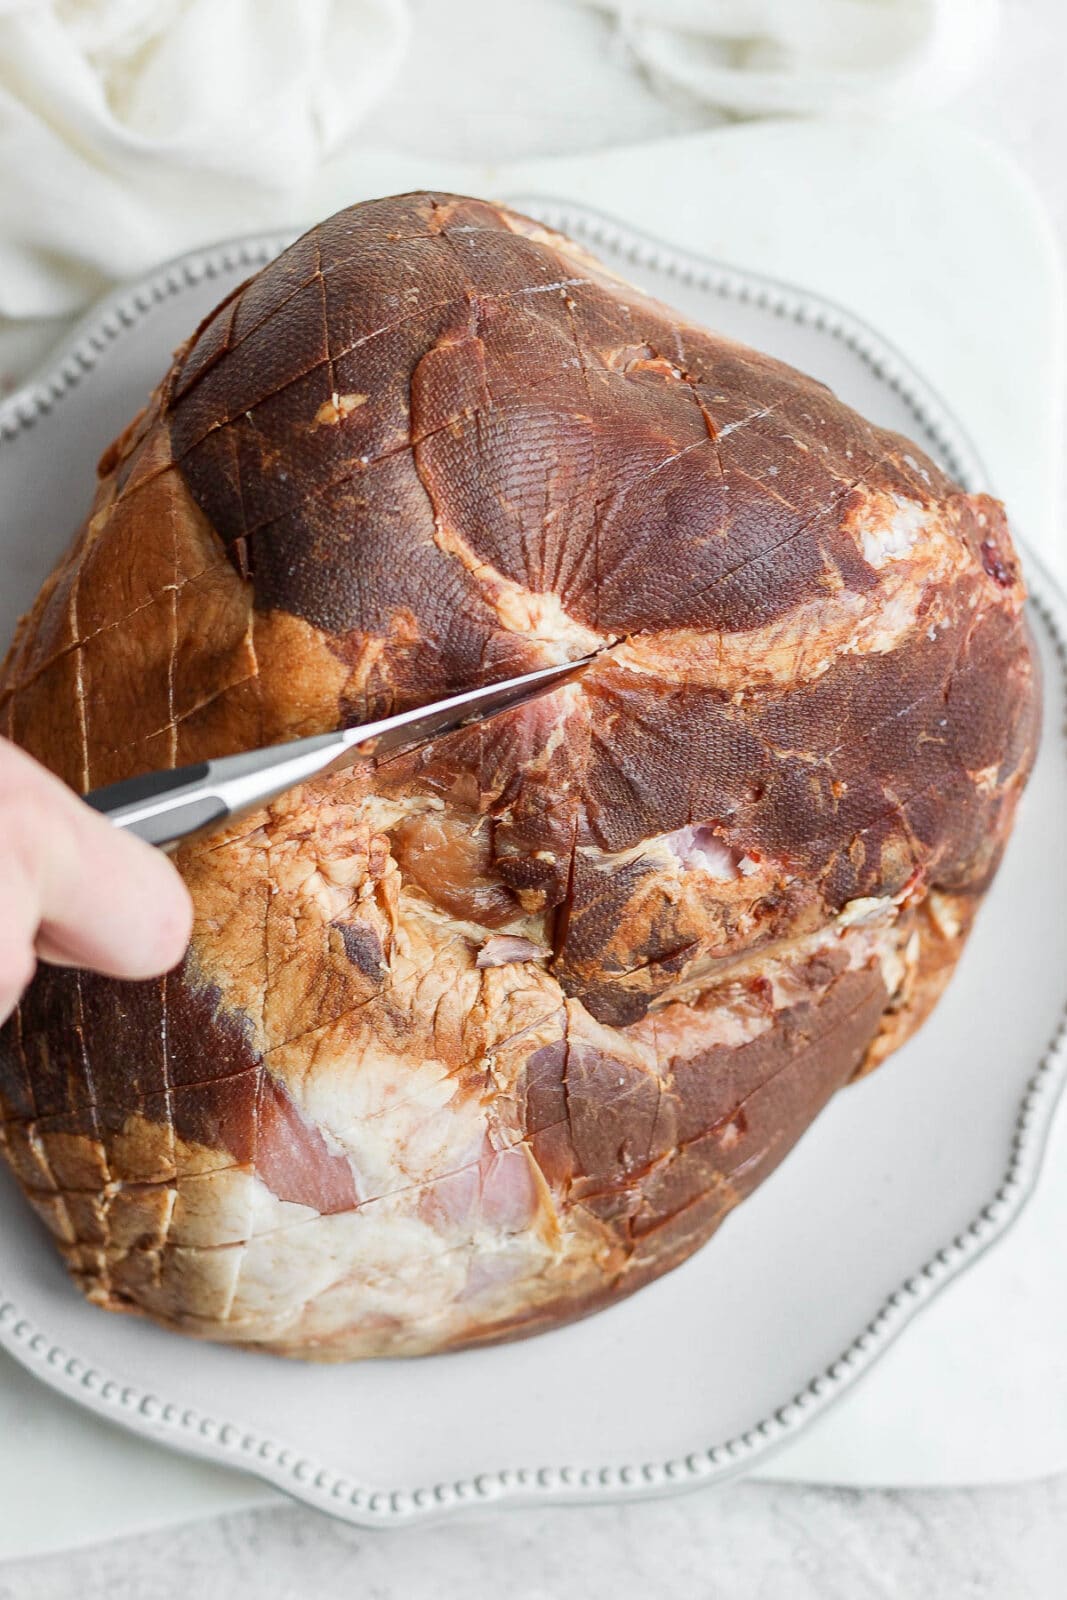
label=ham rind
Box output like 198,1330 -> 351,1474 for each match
0,194 -> 1039,1359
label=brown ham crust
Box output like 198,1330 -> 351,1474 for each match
0,194 -> 1040,1358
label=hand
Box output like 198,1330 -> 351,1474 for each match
0,736 -> 193,1025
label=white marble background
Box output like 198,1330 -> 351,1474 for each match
2,0 -> 1066,1592
2,1476 -> 1066,1600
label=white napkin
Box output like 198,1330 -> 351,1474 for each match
0,0 -> 410,318
570,0 -> 999,118
0,0 -> 1000,320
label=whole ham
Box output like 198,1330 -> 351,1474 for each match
0,194 -> 1040,1358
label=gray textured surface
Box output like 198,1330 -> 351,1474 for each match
2,1478 -> 1067,1599
1,0 -> 1065,1591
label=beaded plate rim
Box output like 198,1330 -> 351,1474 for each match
0,198 -> 1064,1528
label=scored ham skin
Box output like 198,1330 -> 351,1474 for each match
0,193 -> 1040,1358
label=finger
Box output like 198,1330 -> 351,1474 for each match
1,740 -> 194,982
35,811 -> 194,980
0,855 -> 39,1025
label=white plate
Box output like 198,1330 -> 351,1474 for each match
0,203 -> 1065,1528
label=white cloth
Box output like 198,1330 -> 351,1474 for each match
571,0 -> 999,119
0,0 -> 410,318
0,0 -> 1000,320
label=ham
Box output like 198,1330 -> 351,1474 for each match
0,193 -> 1039,1359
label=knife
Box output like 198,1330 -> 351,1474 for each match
84,656 -> 590,849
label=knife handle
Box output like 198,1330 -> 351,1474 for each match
85,763 -> 210,815
84,762 -> 227,849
